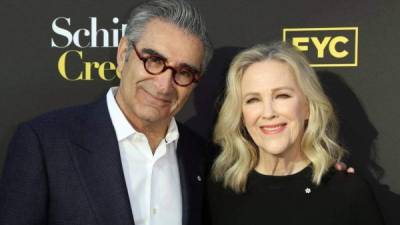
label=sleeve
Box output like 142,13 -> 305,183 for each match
350,176 -> 385,225
0,123 -> 48,225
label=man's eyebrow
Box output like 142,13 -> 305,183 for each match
180,63 -> 201,73
141,48 -> 167,60
141,47 -> 201,72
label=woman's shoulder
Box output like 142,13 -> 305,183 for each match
207,175 -> 233,195
321,170 -> 375,199
320,170 -> 384,224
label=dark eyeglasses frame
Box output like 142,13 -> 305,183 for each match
131,42 -> 201,87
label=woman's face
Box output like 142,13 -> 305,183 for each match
241,59 -> 309,158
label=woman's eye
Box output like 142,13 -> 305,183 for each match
276,93 -> 291,99
245,98 -> 258,104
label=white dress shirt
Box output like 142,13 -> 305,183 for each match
106,87 -> 182,225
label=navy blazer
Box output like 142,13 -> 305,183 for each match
0,97 -> 211,225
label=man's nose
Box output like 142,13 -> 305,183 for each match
154,68 -> 175,93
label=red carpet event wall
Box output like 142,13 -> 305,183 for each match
0,0 -> 399,224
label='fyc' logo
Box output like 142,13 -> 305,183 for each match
283,27 -> 358,67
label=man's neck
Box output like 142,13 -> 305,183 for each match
126,115 -> 170,153
135,121 -> 169,153
114,88 -> 171,153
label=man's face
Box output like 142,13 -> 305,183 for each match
116,18 -> 204,128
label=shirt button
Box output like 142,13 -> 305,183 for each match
152,208 -> 157,215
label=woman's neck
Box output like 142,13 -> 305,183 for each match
255,149 -> 309,176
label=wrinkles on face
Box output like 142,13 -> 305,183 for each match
115,18 -> 204,137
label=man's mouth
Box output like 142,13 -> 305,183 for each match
139,87 -> 173,106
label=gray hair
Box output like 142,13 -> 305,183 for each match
125,0 -> 213,73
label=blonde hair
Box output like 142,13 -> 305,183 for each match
212,42 -> 345,193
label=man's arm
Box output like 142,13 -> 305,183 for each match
334,162 -> 355,173
0,123 -> 48,225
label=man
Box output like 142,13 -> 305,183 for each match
0,0 -> 213,225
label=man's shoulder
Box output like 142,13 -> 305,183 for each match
24,97 -> 107,134
176,122 -> 218,166
176,122 -> 206,143
176,122 -> 217,150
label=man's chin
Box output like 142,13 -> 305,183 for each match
136,107 -> 172,124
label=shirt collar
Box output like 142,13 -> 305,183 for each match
165,116 -> 179,144
106,87 -> 179,143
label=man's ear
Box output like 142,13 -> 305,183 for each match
116,36 -> 129,74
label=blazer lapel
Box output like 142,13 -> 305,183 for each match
69,97 -> 135,225
176,125 -> 206,225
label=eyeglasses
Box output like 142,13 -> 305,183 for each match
131,42 -> 201,87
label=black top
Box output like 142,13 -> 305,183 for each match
205,166 -> 384,225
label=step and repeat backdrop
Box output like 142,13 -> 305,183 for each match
1,0 -> 399,224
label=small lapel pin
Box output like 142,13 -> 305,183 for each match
196,175 -> 202,182
305,187 -> 311,194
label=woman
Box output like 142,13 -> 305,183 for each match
206,42 -> 384,225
